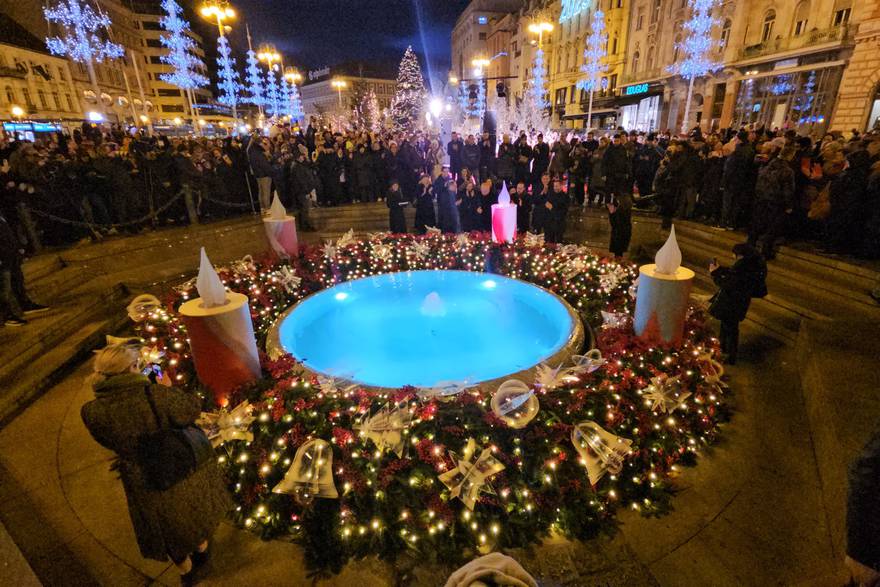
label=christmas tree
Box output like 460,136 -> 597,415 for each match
244,48 -> 266,108
280,75 -> 293,118
517,48 -> 550,136
578,10 -> 607,128
265,68 -> 280,117
44,0 -> 124,116
668,0 -> 721,132
158,0 -> 208,91
290,81 -> 304,122
389,46 -> 427,134
216,35 -> 241,114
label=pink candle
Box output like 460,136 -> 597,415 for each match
491,182 -> 517,243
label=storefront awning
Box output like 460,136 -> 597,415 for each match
733,59 -> 845,82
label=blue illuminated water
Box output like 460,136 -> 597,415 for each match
276,271 -> 576,388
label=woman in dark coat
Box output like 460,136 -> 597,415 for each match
413,174 -> 436,234
387,179 -> 408,233
708,243 -> 768,364
437,179 -> 462,234
81,344 -> 231,582
531,172 -> 551,234
459,180 -> 481,232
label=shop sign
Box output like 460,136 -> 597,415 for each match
623,83 -> 650,96
309,67 -> 330,81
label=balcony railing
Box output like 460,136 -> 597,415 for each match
620,68 -> 664,86
741,24 -> 851,60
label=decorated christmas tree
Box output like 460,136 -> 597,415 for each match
389,46 -> 427,133
44,0 -> 124,116
578,10 -> 607,129
216,35 -> 241,114
668,0 -> 721,132
157,0 -> 208,91
518,48 -> 550,136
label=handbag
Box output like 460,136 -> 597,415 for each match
136,385 -> 213,491
808,184 -> 831,220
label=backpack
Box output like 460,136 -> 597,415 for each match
136,386 -> 213,492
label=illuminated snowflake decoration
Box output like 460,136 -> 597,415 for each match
44,0 -> 124,64
668,0 -> 722,81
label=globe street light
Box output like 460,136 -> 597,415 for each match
528,21 -> 554,48
331,78 -> 347,109
284,69 -> 302,85
10,105 -> 24,120
257,45 -> 281,70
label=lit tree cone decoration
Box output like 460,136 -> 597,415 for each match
263,195 -> 298,259
491,182 -> 517,244
178,248 -> 261,406
634,226 -> 694,345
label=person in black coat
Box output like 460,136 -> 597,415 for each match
479,133 -> 495,181
413,174 -> 436,234
544,177 -> 569,243
459,180 -> 481,232
511,181 -> 532,233
721,132 -> 756,229
845,426 -> 880,586
531,172 -> 551,234
602,133 -> 632,203
514,133 -> 532,186
387,179 -> 408,234
633,134 -> 663,199
437,178 -> 462,234
496,135 -> 516,188
461,135 -> 481,182
288,148 -> 318,231
708,243 -> 768,365
447,133 -> 464,178
531,134 -> 550,195
479,179 -> 497,231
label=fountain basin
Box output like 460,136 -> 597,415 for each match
267,270 -> 584,389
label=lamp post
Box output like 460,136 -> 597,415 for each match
331,78 -> 347,110
527,21 -> 553,49
200,1 -> 238,121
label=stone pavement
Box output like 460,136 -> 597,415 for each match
0,321 -> 849,586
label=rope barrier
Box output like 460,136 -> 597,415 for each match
28,191 -> 185,229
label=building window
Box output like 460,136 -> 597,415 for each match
672,36 -> 682,62
149,56 -> 163,64
5,86 -> 14,103
833,7 -> 851,26
479,32 -> 486,40
477,15 -> 488,24
161,104 -> 185,112
647,46 -> 655,70
611,32 -> 618,55
609,74 -> 617,90
52,91 -> 60,110
158,88 -> 181,97
66,94 -> 73,111
720,19 -> 731,51
762,10 -> 776,42
146,38 -> 163,48
651,0 -> 661,23
632,51 -> 640,73
554,87 -> 567,106
22,88 -> 31,107
636,8 -> 645,30
792,1 -> 810,35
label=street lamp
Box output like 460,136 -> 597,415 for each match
10,105 -> 24,120
200,2 -> 238,121
284,68 -> 302,85
331,78 -> 347,109
528,21 -> 554,48
257,45 -> 281,70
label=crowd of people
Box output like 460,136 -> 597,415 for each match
2,118 -> 880,326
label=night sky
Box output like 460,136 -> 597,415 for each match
228,0 -> 470,87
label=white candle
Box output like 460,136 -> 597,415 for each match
491,182 -> 517,243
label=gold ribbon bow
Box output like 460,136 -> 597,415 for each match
439,438 -> 506,510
